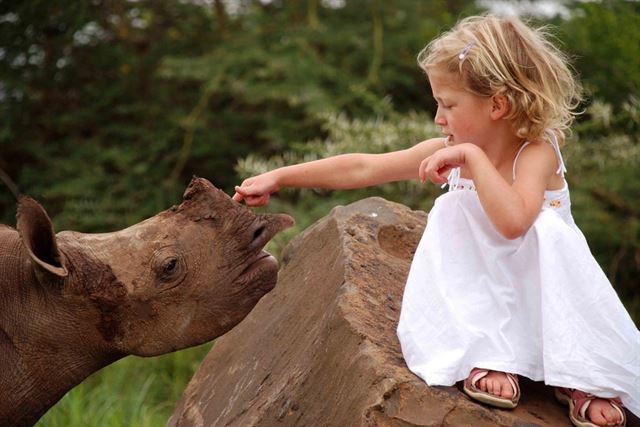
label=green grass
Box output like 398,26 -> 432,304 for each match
37,342 -> 213,427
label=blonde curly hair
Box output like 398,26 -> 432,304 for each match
418,14 -> 582,145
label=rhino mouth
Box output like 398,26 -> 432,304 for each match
239,251 -> 280,292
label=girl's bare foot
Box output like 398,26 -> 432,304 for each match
463,368 -> 520,409
555,387 -> 626,427
475,370 -> 515,399
585,398 -> 625,426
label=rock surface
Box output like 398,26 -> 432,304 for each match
168,197 -> 638,427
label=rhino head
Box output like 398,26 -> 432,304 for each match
0,177 -> 293,426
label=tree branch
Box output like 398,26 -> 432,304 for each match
0,167 -> 19,200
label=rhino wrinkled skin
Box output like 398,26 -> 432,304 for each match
0,177 -> 293,426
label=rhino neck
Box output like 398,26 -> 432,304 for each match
0,338 -> 122,427
0,228 -> 124,426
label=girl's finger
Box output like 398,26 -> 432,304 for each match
235,185 -> 261,197
245,196 -> 260,206
427,168 -> 439,184
419,157 -> 431,183
429,162 -> 450,185
246,194 -> 269,207
437,165 -> 452,183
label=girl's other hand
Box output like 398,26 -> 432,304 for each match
232,173 -> 279,206
419,145 -> 468,185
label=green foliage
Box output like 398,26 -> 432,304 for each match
558,1 -> 640,120
0,0 -> 219,230
565,99 -> 640,318
237,109 -> 440,204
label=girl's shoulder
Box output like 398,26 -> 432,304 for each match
514,138 -> 565,190
520,138 -> 558,160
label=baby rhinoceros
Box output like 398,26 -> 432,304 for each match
0,177 -> 293,426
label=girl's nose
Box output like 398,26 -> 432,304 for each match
434,109 -> 446,126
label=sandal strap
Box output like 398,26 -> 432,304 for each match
466,367 -> 489,388
504,373 -> 520,400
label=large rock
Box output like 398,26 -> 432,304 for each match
168,197 -> 637,427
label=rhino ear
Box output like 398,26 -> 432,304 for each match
16,196 -> 68,277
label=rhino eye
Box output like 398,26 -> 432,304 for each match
165,257 -> 177,271
158,256 -> 182,282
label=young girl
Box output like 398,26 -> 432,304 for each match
232,14 -> 639,427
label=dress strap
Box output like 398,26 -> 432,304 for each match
441,136 -> 462,190
545,129 -> 567,177
512,130 -> 567,181
442,167 -> 461,190
512,141 -> 532,182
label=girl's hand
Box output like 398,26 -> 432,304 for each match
232,173 -> 279,206
418,144 -> 469,185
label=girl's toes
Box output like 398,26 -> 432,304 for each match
587,405 -> 608,426
501,382 -> 513,399
604,407 -> 622,425
493,381 -> 503,398
582,398 -> 624,427
486,379 -> 495,396
487,380 -> 499,396
496,373 -> 512,398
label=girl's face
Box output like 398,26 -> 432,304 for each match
428,69 -> 494,146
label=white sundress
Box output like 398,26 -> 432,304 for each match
396,134 -> 640,416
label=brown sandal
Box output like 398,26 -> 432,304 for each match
463,368 -> 520,409
555,387 -> 626,427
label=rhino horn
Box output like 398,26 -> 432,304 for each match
178,176 -> 243,219
16,196 -> 68,277
182,176 -> 221,201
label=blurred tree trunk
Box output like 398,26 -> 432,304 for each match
367,0 -> 383,87
307,0 -> 319,29
214,0 -> 229,38
0,167 -> 19,200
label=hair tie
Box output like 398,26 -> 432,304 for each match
458,41 -> 476,60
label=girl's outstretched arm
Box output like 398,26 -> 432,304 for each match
233,137 -> 446,206
420,142 -> 559,239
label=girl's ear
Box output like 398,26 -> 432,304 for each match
490,94 -> 510,120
